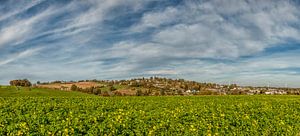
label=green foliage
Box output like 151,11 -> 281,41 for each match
0,96 -> 300,135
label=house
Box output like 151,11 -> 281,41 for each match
265,91 -> 275,95
60,86 -> 69,91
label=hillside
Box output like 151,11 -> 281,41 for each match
0,86 -> 95,97
35,77 -> 300,96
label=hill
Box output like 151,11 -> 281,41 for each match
35,77 -> 300,96
0,86 -> 95,97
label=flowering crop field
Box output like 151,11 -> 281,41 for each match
0,96 -> 300,135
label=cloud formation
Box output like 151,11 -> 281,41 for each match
1,0 -> 300,87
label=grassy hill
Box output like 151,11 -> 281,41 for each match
0,86 -> 95,97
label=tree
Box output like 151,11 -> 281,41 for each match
136,89 -> 143,96
109,85 -> 117,91
160,89 -> 166,96
144,89 -> 151,96
101,91 -> 110,97
177,90 -> 183,95
9,79 -> 32,87
92,88 -> 101,95
70,84 -> 78,91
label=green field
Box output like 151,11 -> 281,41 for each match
0,86 -> 95,97
0,88 -> 300,135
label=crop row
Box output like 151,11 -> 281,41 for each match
0,96 -> 300,135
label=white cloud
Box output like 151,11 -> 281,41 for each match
1,0 -> 300,87
0,7 -> 56,48
0,0 -> 45,22
131,7 -> 180,32
147,70 -> 178,75
0,47 -> 43,66
128,0 -> 300,60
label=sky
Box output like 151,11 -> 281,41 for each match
1,0 -> 300,87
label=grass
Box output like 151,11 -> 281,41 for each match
0,86 -> 95,97
97,84 -> 130,92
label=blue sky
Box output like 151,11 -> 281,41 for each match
1,0 -> 300,87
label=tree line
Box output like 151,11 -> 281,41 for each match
9,79 -> 32,87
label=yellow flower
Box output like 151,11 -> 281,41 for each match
17,130 -> 23,136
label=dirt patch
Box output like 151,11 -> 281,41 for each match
115,89 -> 136,96
37,82 -> 101,90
